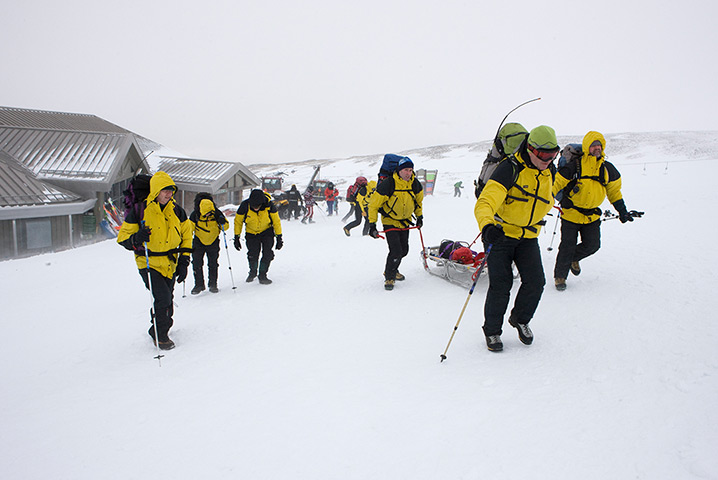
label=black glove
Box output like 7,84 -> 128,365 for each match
275,234 -> 283,250
175,256 -> 190,283
369,223 -> 379,239
131,225 -> 151,247
613,199 -> 633,223
233,235 -> 242,251
559,195 -> 574,210
215,209 -> 226,226
415,215 -> 423,228
482,224 -> 505,244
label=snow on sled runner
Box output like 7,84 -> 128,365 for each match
421,239 -> 488,289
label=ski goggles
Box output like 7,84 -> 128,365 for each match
528,144 -> 559,162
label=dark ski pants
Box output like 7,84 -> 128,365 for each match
246,228 -> 275,274
553,218 -> 601,279
483,237 -> 545,336
342,204 -> 355,222
327,200 -> 336,215
384,228 -> 410,280
192,237 -> 220,288
139,268 -> 175,341
344,205 -> 363,231
288,203 -> 301,219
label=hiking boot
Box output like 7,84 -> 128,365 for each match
209,285 -> 219,293
555,278 -> 567,291
157,338 -> 176,350
258,274 -> 273,285
246,273 -> 256,282
343,227 -> 350,237
191,285 -> 205,295
485,335 -> 503,352
570,261 -> 581,276
384,279 -> 395,290
301,218 -> 307,224
508,317 -> 533,345
394,272 -> 405,281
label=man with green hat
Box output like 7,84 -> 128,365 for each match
474,125 -> 559,352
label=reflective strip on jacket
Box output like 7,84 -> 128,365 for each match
117,171 -> 193,278
368,173 -> 424,228
552,131 -> 623,224
474,152 -> 554,239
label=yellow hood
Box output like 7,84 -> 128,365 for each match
148,171 -> 177,203
582,131 -> 606,159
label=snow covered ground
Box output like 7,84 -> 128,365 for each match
2,132 -> 717,479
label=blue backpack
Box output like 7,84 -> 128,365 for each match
378,154 -> 411,181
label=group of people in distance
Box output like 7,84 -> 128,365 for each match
118,127 -> 633,353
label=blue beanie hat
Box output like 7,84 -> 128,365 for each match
397,156 -> 414,171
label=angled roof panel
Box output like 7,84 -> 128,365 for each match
157,156 -> 260,192
0,106 -> 129,133
0,151 -> 83,207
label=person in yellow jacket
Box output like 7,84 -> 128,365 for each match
234,189 -> 283,284
552,131 -> 633,291
360,179 -> 377,236
367,157 -> 424,290
189,193 -> 229,294
117,171 -> 193,350
475,126 -> 558,352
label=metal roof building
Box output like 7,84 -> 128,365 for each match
156,156 -> 260,209
0,106 -> 259,260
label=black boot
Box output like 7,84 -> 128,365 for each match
246,259 -> 258,282
258,261 -> 272,285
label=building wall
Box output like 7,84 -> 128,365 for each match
0,212 -> 98,261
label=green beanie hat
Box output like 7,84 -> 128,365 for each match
528,125 -> 558,150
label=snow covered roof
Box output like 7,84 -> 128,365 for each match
0,106 -> 144,185
156,156 -> 260,192
0,150 -> 96,220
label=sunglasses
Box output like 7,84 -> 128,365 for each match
528,145 -> 559,162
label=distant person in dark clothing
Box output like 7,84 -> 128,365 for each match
286,184 -> 303,220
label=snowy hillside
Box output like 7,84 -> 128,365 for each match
1,131 -> 717,479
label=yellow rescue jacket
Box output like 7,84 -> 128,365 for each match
234,192 -> 283,236
368,173 -> 424,228
475,152 -> 554,239
191,198 -> 229,245
117,171 -> 193,278
553,131 -> 623,224
360,180 -> 377,215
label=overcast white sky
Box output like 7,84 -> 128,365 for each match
3,0 -> 717,164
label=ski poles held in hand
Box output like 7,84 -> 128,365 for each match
440,244 -> 492,363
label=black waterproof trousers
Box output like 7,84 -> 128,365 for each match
384,228 -> 410,280
344,205 -> 363,231
139,268 -> 175,341
553,218 -> 601,279
245,228 -> 275,275
483,237 -> 545,336
192,237 -> 220,288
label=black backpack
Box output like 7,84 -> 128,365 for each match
122,174 -> 152,220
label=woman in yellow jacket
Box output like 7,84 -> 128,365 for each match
552,131 -> 632,291
475,126 -> 558,352
234,189 -> 283,284
189,193 -> 229,294
117,171 -> 193,350
367,157 -> 424,290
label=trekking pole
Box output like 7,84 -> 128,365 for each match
182,280 -> 186,298
440,244 -> 492,363
547,206 -> 562,251
141,223 -> 164,366
221,229 -> 237,290
417,227 -> 429,271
